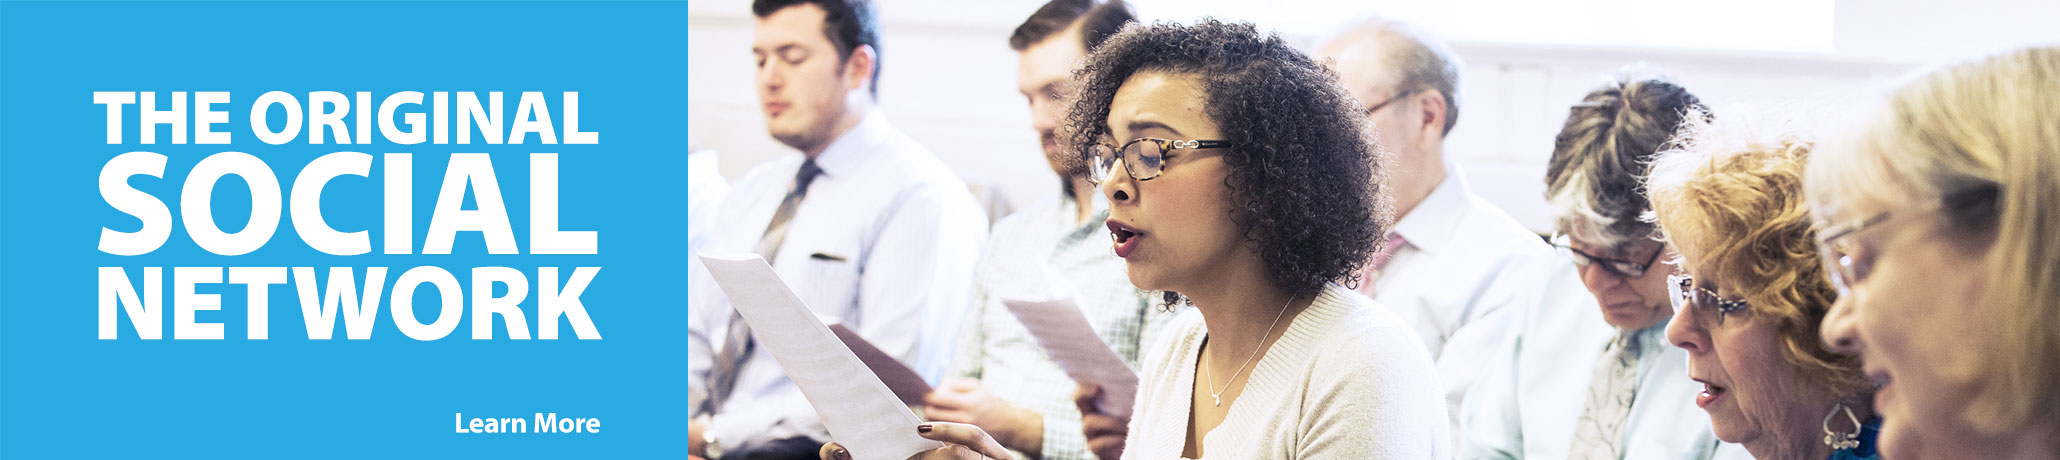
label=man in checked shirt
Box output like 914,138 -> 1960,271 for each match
921,2 -> 1173,460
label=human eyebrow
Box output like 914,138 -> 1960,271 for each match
1125,119 -> 1183,137
1022,81 -> 1060,99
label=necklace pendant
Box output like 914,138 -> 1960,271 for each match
1212,395 -> 1221,406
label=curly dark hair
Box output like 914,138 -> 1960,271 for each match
1059,19 -> 1389,305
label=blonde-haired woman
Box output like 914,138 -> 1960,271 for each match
1809,46 -> 2060,459
1647,113 -> 1880,460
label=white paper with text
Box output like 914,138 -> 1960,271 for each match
1002,298 -> 1139,417
699,253 -> 942,460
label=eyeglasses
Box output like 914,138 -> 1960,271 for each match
1815,211 -> 1890,297
1551,234 -> 1665,279
1086,137 -> 1231,184
1362,89 -> 1418,116
1816,203 -> 1942,296
1669,274 -> 1750,326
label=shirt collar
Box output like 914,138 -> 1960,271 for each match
809,109 -> 889,179
1621,315 -> 1673,356
1060,186 -> 1112,234
1068,185 -> 1110,214
1389,160 -> 1471,255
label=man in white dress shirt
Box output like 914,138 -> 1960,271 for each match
1315,19 -> 1586,447
687,1 -> 989,458
922,2 -> 1171,460
688,145 -> 729,294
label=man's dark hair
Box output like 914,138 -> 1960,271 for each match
1061,19 -> 1389,305
753,0 -> 882,95
1008,0 -> 1135,52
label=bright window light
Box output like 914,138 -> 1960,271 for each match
1129,0 -> 1837,53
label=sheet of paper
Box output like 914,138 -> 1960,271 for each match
699,253 -> 942,460
1002,298 -> 1140,418
829,323 -> 933,407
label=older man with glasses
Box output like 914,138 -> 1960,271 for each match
1313,19 -> 1588,449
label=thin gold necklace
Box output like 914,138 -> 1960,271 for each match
1202,293 -> 1297,407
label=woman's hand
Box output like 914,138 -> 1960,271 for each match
1074,384 -> 1129,460
819,422 -> 1015,460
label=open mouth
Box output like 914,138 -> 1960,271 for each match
1107,221 -> 1144,258
1694,378 -> 1728,408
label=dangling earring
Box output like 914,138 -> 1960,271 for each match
1822,401 -> 1862,450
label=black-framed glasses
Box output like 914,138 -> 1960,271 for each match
1550,234 -> 1664,279
1086,137 -> 1231,184
1669,274 -> 1750,326
1363,89 -> 1419,116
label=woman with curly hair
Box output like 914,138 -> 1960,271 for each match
1065,18 -> 1444,460
1647,113 -> 1880,460
820,19 -> 1447,460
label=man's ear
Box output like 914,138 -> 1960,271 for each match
842,44 -> 877,92
1414,88 -> 1449,138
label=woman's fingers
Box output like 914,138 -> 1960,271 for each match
916,422 -> 1013,460
1086,435 -> 1125,460
1075,384 -> 1126,460
1081,411 -> 1127,437
820,442 -> 852,460
1072,384 -> 1103,415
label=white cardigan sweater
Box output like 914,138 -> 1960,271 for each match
1121,284 -> 1451,459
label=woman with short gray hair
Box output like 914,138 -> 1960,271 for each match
1461,67 -> 1747,460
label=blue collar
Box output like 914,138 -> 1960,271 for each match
1828,418 -> 1884,460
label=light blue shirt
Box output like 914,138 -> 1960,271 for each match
687,111 -> 990,451
687,149 -> 729,250
1459,277 -> 1752,460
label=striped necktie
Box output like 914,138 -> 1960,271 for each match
704,159 -> 823,415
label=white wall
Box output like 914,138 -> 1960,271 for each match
688,0 -> 2060,231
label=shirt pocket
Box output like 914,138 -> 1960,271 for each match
796,244 -> 862,322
